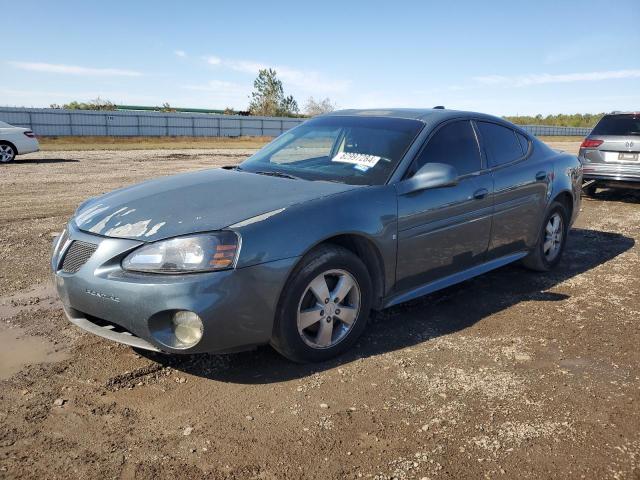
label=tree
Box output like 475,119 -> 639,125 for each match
304,97 -> 335,116
50,97 -> 116,111
280,95 -> 299,117
159,102 -> 176,112
248,69 -> 299,117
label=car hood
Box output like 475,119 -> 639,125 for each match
74,168 -> 357,241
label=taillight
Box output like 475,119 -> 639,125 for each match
24,131 -> 36,138
580,139 -> 603,149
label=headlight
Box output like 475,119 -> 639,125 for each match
122,232 -> 240,274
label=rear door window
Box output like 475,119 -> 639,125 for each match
477,121 -> 524,168
591,115 -> 640,136
408,120 -> 481,177
516,132 -> 530,155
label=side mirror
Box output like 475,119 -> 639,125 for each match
396,163 -> 459,195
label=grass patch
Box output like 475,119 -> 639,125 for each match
39,136 -> 272,151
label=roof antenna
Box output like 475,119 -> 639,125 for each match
433,105 -> 445,109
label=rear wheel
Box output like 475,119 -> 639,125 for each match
0,143 -> 16,163
271,245 -> 372,363
522,201 -> 569,272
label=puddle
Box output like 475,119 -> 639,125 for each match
0,325 -> 69,380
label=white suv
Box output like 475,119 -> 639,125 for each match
0,120 -> 40,163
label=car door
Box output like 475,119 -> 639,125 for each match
394,119 -> 493,294
475,121 -> 551,259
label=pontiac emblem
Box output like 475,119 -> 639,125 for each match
85,288 -> 120,302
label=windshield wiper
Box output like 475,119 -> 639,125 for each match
253,170 -> 301,180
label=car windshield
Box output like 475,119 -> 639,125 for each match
239,116 -> 424,185
591,114 -> 640,136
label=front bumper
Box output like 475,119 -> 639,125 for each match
52,223 -> 298,354
63,306 -> 161,351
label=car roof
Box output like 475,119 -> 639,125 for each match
324,108 -> 512,126
604,111 -> 640,116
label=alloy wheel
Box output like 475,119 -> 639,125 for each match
297,269 -> 361,349
543,212 -> 564,262
0,145 -> 15,163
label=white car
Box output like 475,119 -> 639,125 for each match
0,120 -> 39,163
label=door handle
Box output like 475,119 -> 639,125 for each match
535,171 -> 548,181
473,188 -> 488,199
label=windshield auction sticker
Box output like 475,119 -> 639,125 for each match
332,151 -> 381,168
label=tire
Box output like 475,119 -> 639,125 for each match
522,201 -> 569,272
582,183 -> 598,198
271,245 -> 372,363
0,142 -> 16,164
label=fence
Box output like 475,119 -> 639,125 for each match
0,107 -> 305,137
520,125 -> 591,137
0,107 -> 592,137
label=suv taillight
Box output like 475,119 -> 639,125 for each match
23,131 -> 36,138
580,139 -> 603,149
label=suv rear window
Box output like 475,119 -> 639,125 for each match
591,114 -> 640,136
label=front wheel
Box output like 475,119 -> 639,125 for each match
271,245 -> 372,363
522,201 -> 569,272
0,143 -> 16,163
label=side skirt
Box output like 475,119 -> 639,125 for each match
383,251 -> 528,308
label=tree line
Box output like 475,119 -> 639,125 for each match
504,113 -> 604,128
48,69 -> 606,125
49,69 -> 336,118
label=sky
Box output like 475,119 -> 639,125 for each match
2,0 -> 639,116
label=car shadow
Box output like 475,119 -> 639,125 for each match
587,188 -> 640,204
139,227 -> 634,383
16,158 -> 79,164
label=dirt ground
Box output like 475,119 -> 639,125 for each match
38,136 -> 271,151
1,142 -> 639,479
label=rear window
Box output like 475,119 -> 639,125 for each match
591,114 -> 640,136
477,121 -> 524,167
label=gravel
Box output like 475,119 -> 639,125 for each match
0,145 -> 639,479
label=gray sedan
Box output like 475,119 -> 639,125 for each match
51,108 -> 582,362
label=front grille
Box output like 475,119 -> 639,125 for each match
61,240 -> 98,273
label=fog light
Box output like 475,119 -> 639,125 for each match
172,311 -> 203,347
